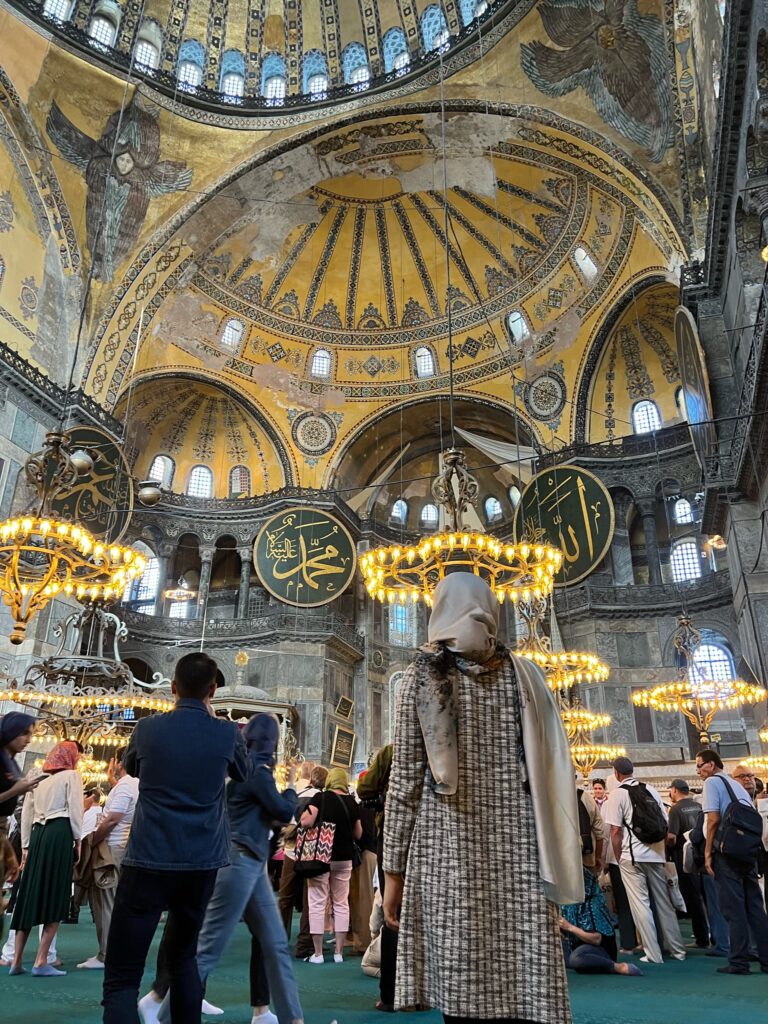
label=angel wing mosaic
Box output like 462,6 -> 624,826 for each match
47,95 -> 192,281
521,0 -> 673,163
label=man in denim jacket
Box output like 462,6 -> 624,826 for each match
102,652 -> 247,1023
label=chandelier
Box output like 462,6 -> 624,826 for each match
744,756 -> 768,774
163,576 -> 197,602
359,449 -> 562,605
0,431 -> 146,644
760,727 -> 768,744
631,616 -> 767,748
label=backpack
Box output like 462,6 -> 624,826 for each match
576,789 -> 594,855
713,775 -> 763,864
620,782 -> 668,846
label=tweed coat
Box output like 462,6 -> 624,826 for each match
383,645 -> 572,1022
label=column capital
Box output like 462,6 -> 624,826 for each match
636,497 -> 657,517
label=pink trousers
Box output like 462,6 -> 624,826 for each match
307,860 -> 353,934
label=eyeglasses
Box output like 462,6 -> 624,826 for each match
734,773 -> 754,779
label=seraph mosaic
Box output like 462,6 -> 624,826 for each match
521,1 -> 673,163
47,96 -> 192,281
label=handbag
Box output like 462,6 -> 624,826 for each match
294,793 -> 335,878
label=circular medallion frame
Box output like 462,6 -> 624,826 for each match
291,412 -> 337,456
524,372 -> 566,422
253,506 -> 357,607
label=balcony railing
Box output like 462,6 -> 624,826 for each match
122,604 -> 366,657
555,569 -> 732,619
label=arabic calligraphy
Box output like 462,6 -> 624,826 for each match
49,426 -> 133,542
254,508 -> 357,607
514,467 -> 614,586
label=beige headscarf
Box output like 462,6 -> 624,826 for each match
427,573 -> 500,662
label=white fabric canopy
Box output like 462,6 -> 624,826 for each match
454,427 -> 540,482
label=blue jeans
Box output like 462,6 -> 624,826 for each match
158,844 -> 302,1024
713,853 -> 768,971
701,872 -> 729,954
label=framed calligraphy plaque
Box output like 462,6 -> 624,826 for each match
675,306 -> 717,474
49,425 -> 133,542
513,466 -> 614,586
253,507 -> 357,607
335,696 -> 354,720
331,724 -> 355,768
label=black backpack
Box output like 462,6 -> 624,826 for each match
576,789 -> 594,855
713,775 -> 764,864
621,782 -> 668,846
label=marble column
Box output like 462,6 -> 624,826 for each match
609,493 -> 635,585
637,498 -> 662,586
237,546 -> 252,618
197,546 -> 214,618
154,544 -> 175,616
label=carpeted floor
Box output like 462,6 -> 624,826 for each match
1,915 -> 766,1024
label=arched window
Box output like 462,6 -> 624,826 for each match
383,28 -> 409,74
342,43 -> 369,87
123,556 -> 160,609
43,0 -> 71,21
221,50 -> 245,100
221,317 -> 245,349
303,50 -> 329,98
692,642 -> 735,683
88,9 -> 118,48
389,602 -> 416,647
134,26 -> 161,71
310,348 -> 332,379
674,498 -> 693,525
421,5 -> 450,52
671,540 -> 702,583
262,53 -> 287,105
187,465 -> 213,498
460,0 -> 488,21
485,496 -> 503,522
177,40 -> 205,91
509,484 -> 521,508
573,245 -> 599,282
506,309 -> 530,344
632,400 -> 661,434
148,454 -> 174,487
421,503 -> 439,527
229,465 -> 250,496
391,498 -> 408,523
414,346 -> 435,378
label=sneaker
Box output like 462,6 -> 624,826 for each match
137,993 -> 162,1024
251,1012 -> 278,1024
202,999 -> 224,1015
333,953 -> 344,963
303,954 -> 324,965
77,957 -> 104,970
671,953 -> 686,961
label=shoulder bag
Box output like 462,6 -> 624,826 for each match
334,791 -> 363,868
294,792 -> 335,877
713,775 -> 763,864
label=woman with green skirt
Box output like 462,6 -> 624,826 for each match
10,740 -> 83,976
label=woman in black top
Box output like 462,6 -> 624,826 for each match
0,714 -> 38,840
300,767 -> 361,964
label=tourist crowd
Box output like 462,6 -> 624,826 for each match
1,575 -> 768,1024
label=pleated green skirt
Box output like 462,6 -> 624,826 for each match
11,818 -> 74,930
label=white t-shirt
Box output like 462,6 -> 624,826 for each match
103,775 -> 139,849
603,778 -> 667,864
81,805 -> 103,838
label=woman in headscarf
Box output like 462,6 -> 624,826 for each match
382,573 -> 583,1024
152,713 -> 305,1024
300,766 -> 362,964
10,739 -> 83,976
0,713 -> 39,840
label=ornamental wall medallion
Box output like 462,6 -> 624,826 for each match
524,371 -> 566,422
291,412 -> 337,456
48,425 -> 133,543
253,507 -> 357,607
514,466 -> 614,586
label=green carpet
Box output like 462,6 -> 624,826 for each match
1,915 -> 766,1024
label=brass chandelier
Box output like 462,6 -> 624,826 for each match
0,431 -> 146,643
359,449 -> 562,605
631,616 -> 766,748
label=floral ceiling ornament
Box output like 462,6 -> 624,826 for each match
521,0 -> 674,162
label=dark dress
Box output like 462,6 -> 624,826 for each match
307,791 -> 360,860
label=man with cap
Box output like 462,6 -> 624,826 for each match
603,756 -> 686,964
666,779 -> 709,948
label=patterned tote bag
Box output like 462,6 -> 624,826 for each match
294,792 -> 335,877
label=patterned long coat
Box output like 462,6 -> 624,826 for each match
383,645 -> 572,1021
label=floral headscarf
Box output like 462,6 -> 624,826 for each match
42,741 -> 80,773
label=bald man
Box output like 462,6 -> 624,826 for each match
732,765 -> 757,801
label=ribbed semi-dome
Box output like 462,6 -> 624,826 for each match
17,0 -> 519,111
